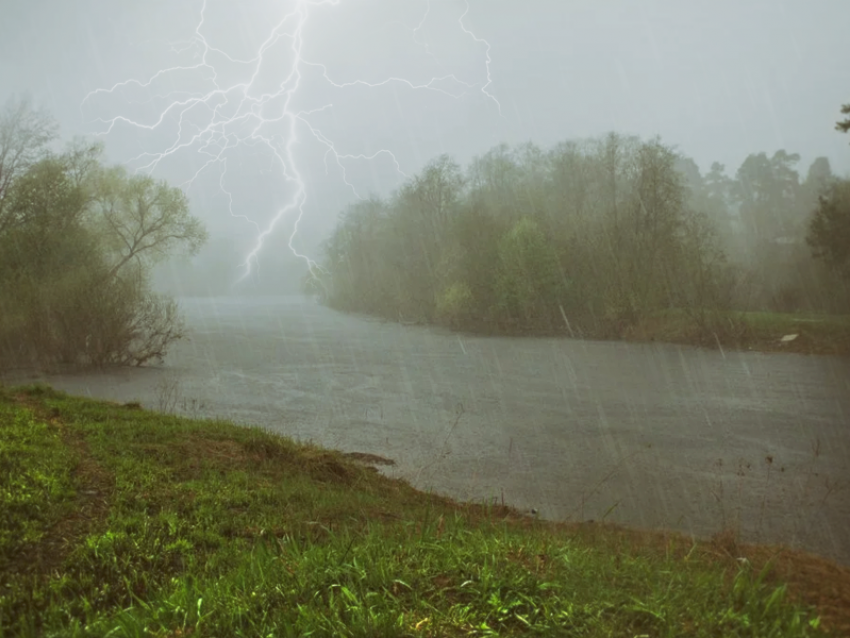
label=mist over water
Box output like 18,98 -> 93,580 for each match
20,295 -> 850,566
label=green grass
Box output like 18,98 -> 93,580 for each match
0,384 -> 842,637
627,309 -> 850,356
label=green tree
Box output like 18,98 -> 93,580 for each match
2,156 -> 86,238
467,143 -> 520,218
326,196 -> 396,314
90,166 -> 208,280
317,132 -> 750,334
673,156 -> 703,198
704,162 -> 733,205
0,99 -> 208,369
0,156 -> 103,363
434,281 -> 475,326
799,157 -> 834,222
404,154 -> 465,232
804,157 -> 833,192
807,179 -> 850,281
434,203 -> 507,324
546,140 -> 592,230
622,138 -> 688,316
495,217 -> 568,329
384,155 -> 465,320
700,162 -> 738,253
733,150 -> 802,243
0,96 -> 58,233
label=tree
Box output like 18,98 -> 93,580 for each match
324,196 -> 396,313
316,132 -> 773,334
671,210 -> 734,329
385,155 -> 465,318
805,157 -> 833,191
90,166 -> 208,280
807,179 -> 850,281
800,157 -> 834,221
0,103 -> 209,369
3,157 -> 87,236
0,154 -> 113,365
733,150 -> 802,243
674,156 -> 703,197
546,140 -> 591,229
700,162 -> 737,251
468,145 -> 517,196
0,96 -> 58,233
674,156 -> 734,241
623,138 -> 688,315
704,162 -> 733,204
401,154 -> 465,235
434,203 -> 507,324
495,217 -> 568,328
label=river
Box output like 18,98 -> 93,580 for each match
8,296 -> 850,564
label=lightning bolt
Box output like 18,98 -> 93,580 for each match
81,0 -> 500,285
458,2 -> 502,116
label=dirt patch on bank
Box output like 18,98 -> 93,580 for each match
342,451 -> 397,466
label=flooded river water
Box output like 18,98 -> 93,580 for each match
9,296 -> 850,564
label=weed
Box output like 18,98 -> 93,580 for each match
154,373 -> 181,414
570,446 -> 650,522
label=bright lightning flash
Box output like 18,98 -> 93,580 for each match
82,0 -> 501,284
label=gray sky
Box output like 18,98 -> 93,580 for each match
2,0 -> 848,275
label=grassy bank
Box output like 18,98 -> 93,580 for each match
380,305 -> 850,357
2,384 -> 849,637
623,310 -> 850,357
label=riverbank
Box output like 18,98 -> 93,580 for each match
624,310 -> 850,357
360,305 -> 850,358
3,384 -> 849,636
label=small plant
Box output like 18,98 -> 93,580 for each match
571,446 -> 649,521
758,454 -> 774,531
414,402 -> 465,484
154,373 -> 181,414
180,396 -> 208,419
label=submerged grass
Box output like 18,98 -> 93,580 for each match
1,383 -> 848,637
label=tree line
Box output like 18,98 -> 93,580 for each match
313,120 -> 850,339
0,97 -> 208,369
3,93 -> 846,369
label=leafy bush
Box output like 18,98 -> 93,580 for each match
435,281 -> 475,326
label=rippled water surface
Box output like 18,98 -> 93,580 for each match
13,296 -> 850,564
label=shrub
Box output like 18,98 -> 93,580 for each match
435,281 -> 475,326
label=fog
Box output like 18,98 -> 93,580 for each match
2,0 -> 849,571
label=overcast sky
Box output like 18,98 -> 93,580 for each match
2,0 -> 848,276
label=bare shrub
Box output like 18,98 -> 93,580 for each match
155,374 -> 181,414
83,273 -> 186,367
